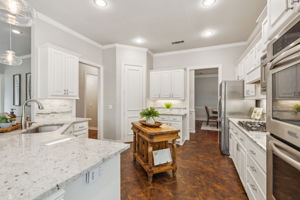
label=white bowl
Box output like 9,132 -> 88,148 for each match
0,123 -> 12,128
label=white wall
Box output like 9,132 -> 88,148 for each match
0,58 -> 31,117
195,75 -> 218,120
153,43 -> 246,81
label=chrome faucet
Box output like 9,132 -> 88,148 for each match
21,99 -> 44,129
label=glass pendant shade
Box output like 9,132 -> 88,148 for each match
0,50 -> 22,66
0,0 -> 35,27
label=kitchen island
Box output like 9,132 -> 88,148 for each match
0,120 -> 129,200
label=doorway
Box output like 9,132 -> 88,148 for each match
76,63 -> 100,139
189,68 -> 219,133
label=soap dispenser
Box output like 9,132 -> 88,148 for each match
9,109 -> 16,118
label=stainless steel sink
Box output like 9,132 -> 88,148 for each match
23,124 -> 64,134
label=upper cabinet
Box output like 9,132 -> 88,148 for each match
150,69 -> 185,99
267,0 -> 300,39
38,44 -> 79,99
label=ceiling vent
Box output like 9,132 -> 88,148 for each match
171,40 -> 184,45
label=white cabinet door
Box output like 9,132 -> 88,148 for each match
245,84 -> 256,97
49,48 -> 66,96
171,70 -> 184,99
65,55 -> 79,97
239,145 -> 247,186
268,0 -> 289,27
150,72 -> 161,99
297,66 -> 300,96
160,71 -> 172,98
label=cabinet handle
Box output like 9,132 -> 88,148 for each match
288,0 -> 300,9
250,166 -> 256,173
250,184 -> 257,192
250,150 -> 256,155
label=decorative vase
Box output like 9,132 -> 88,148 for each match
146,117 -> 155,124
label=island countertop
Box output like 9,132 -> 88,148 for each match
0,124 -> 129,200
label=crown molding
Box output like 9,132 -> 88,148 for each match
102,43 -> 148,52
154,41 -> 247,57
36,12 -> 102,49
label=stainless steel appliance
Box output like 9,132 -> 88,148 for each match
267,17 -> 300,200
219,81 -> 255,155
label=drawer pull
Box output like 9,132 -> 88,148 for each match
250,184 -> 257,192
78,126 -> 85,129
250,150 -> 256,155
250,166 -> 256,173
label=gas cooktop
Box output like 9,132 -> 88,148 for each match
238,121 -> 267,132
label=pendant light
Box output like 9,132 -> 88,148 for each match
0,24 -> 22,66
0,0 -> 35,27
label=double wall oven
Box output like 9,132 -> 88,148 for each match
267,17 -> 300,200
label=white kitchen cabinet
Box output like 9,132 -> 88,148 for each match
39,44 -> 79,99
171,70 -> 185,99
160,72 -> 172,98
245,84 -> 256,97
267,0 -> 298,39
245,67 -> 261,84
261,17 -> 269,48
149,69 -> 185,99
150,72 -> 161,98
158,114 -> 185,145
229,121 -> 267,200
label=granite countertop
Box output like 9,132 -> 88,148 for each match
229,118 -> 269,151
0,118 -> 129,200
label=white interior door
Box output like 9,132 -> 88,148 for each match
123,65 -> 145,142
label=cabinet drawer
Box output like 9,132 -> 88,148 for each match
159,116 -> 170,121
74,122 -> 88,131
247,169 -> 265,200
247,155 -> 266,195
248,140 -> 266,172
237,130 -> 247,149
74,129 -> 88,137
168,116 -> 182,122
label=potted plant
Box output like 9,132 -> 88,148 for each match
0,114 -> 12,128
164,102 -> 173,109
293,104 -> 300,113
140,107 -> 160,124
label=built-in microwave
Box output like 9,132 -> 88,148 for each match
267,15 -> 300,63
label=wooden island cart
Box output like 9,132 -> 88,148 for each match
131,121 -> 180,183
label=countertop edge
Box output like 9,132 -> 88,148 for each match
35,143 -> 130,200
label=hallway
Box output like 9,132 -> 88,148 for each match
121,122 -> 248,200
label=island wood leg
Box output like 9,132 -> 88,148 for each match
172,139 -> 177,177
147,143 -> 153,183
133,131 -> 136,162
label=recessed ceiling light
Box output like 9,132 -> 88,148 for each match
12,29 -> 22,35
133,37 -> 146,44
201,0 -> 217,8
201,29 -> 216,38
94,0 -> 108,7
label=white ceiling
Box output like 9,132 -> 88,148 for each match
27,0 -> 266,53
0,21 -> 31,56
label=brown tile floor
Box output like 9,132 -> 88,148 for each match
121,121 -> 248,200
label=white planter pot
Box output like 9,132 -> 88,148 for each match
146,118 -> 155,124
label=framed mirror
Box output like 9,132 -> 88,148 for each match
13,74 -> 21,106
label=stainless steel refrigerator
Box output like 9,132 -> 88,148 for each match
219,80 -> 255,155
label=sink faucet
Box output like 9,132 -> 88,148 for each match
21,99 -> 44,129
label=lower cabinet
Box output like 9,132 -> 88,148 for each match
229,122 -> 266,200
64,121 -> 89,138
158,115 -> 185,145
